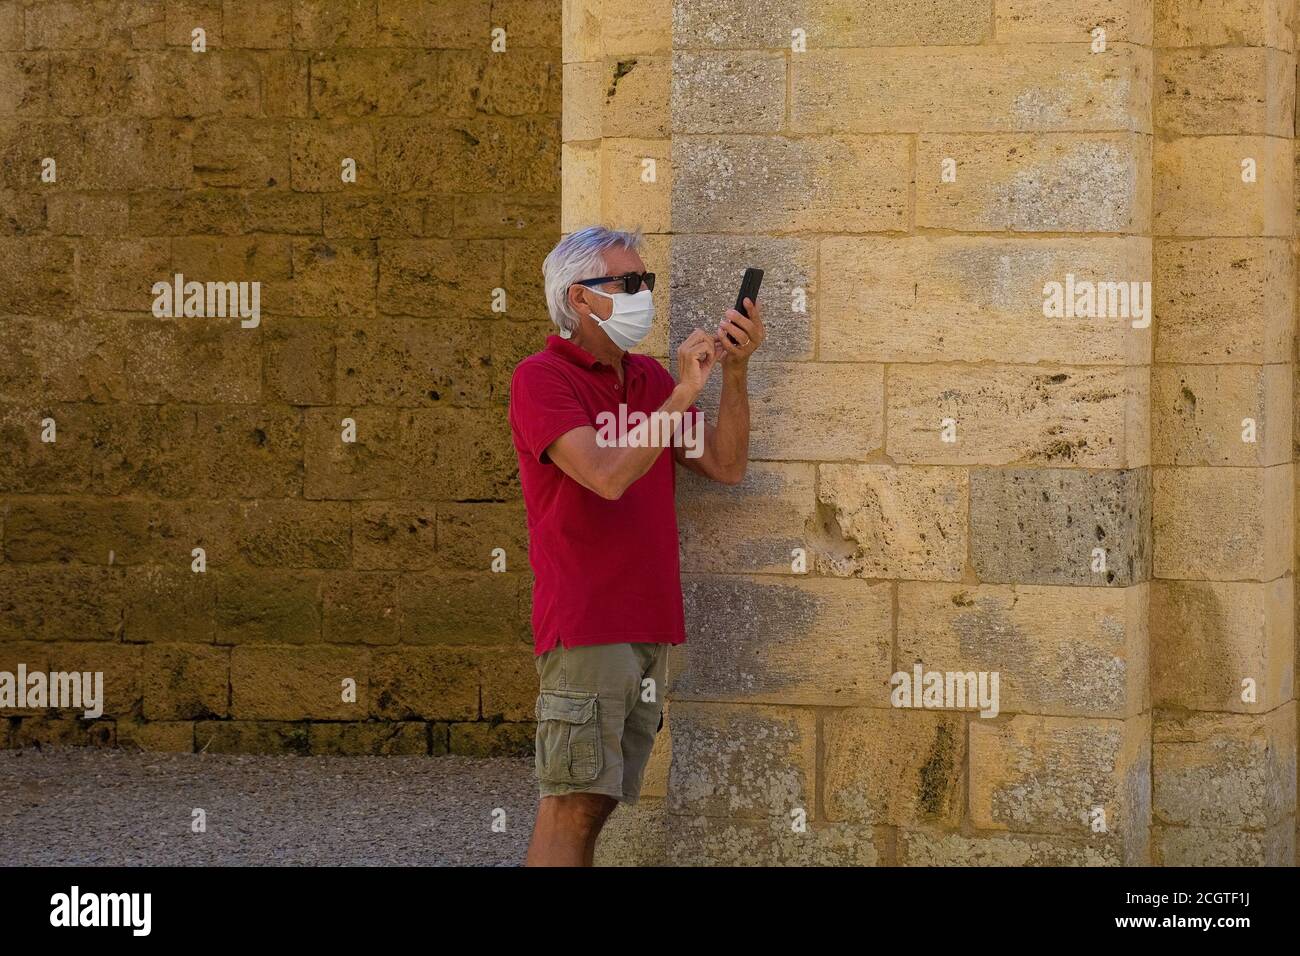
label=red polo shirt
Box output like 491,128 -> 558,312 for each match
509,335 -> 693,656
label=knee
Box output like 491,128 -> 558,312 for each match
544,794 -> 617,835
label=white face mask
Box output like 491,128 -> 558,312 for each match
580,286 -> 655,351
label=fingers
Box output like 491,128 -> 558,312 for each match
740,299 -> 766,337
718,331 -> 746,359
679,327 -> 712,355
723,305 -> 763,335
718,298 -> 765,358
724,311 -> 755,336
719,319 -> 755,348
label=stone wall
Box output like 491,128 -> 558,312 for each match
0,0 -> 559,755
2,0 -> 1297,868
571,0 -> 1299,866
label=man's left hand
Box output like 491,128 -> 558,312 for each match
717,298 -> 765,364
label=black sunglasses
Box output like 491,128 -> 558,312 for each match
574,271 -> 655,294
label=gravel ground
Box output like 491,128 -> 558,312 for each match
0,749 -> 538,866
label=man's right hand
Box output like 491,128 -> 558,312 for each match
676,328 -> 719,399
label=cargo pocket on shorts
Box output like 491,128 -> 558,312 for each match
535,689 -> 601,784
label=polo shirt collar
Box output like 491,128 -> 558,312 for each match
545,334 -> 643,378
546,334 -> 600,368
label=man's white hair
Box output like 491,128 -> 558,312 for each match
542,225 -> 644,337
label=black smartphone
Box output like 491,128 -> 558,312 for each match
727,267 -> 763,345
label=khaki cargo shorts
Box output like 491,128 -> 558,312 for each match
533,641 -> 669,805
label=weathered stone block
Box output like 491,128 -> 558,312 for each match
262,315 -> 335,406
672,0 -> 991,48
0,567 -> 124,642
1153,820 -> 1295,866
667,815 -> 879,866
1151,578 -> 1293,712
192,120 -> 289,188
824,708 -> 965,826
142,643 -> 229,719
191,405 -> 304,499
791,46 -> 1150,133
677,462 -> 816,575
3,497 -> 151,565
0,642 -> 50,715
671,51 -> 783,134
336,317 -> 494,407
597,54 -> 669,138
303,407 -> 407,501
673,134 -> 909,234
887,364 -> 1149,467
351,501 -> 438,571
13,716 -> 115,749
970,467 -> 1150,586
1153,136 -> 1293,237
293,0 -> 377,47
816,465 -> 968,581
479,646 -> 536,721
902,828 -> 1120,866
1152,465 -> 1292,580
898,582 -> 1149,718
290,121 -> 375,192
672,574 -> 892,704
1153,238 -> 1293,364
995,0 -> 1151,44
230,645 -> 369,720
223,0 -> 292,48
377,0 -> 488,48
435,502 -> 528,571
1153,705 -> 1296,830
321,571 -> 399,645
448,720 -> 534,757
1155,47 -> 1294,136
369,646 -> 480,721
667,702 -> 816,820
194,720 -> 310,754
292,238 -> 377,317
46,641 -> 142,717
399,571 -> 523,644
696,362 -> 883,461
820,236 -> 1151,365
1154,0 -> 1293,49
308,720 -> 429,755
917,133 -> 1151,233
377,238 -> 500,318
74,238 -> 171,312
116,718 -> 195,753
969,713 -> 1151,863
1152,363 -> 1290,466
214,568 -> 321,644
399,407 -> 518,500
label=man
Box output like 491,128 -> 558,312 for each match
508,225 -> 764,866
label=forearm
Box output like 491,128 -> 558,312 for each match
593,384 -> 700,498
709,364 -> 751,482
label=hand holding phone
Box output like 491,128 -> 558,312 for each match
725,267 -> 763,346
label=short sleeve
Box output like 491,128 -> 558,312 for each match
508,360 -> 592,464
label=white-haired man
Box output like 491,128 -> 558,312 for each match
509,225 -> 764,866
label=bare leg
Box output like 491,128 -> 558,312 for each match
525,793 -> 618,867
